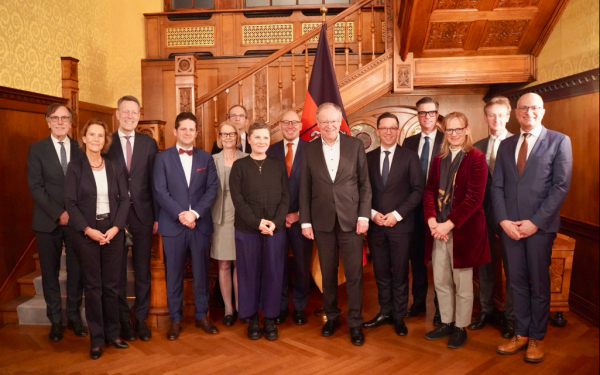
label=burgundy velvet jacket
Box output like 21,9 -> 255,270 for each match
423,148 -> 490,269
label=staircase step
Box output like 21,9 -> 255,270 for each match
34,249 -> 134,272
17,270 -> 41,296
33,270 -> 136,297
0,296 -> 34,324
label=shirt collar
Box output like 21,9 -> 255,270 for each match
321,133 -> 340,147
491,130 -> 508,141
284,137 -> 299,147
118,129 -> 135,139
50,134 -> 68,144
381,143 -> 397,154
421,128 -> 437,141
176,143 -> 193,152
520,125 -> 543,138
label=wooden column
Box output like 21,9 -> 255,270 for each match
60,57 -> 80,140
174,55 -> 201,146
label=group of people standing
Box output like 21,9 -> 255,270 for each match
27,91 -> 571,363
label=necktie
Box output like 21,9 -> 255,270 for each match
420,136 -> 430,180
125,135 -> 133,172
238,137 -> 244,152
382,150 -> 390,187
489,137 -> 497,173
58,141 -> 67,175
285,142 -> 293,177
517,133 -> 531,176
179,148 -> 193,156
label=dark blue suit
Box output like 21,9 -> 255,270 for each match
491,126 -> 572,340
153,146 -> 219,321
267,139 -> 313,312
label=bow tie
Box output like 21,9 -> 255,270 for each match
178,148 -> 193,156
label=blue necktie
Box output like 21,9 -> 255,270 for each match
382,151 -> 390,187
238,139 -> 243,152
420,136 -> 430,180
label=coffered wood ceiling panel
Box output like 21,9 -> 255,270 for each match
399,0 -> 571,59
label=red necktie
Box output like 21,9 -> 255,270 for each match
124,136 -> 133,172
179,148 -> 193,156
285,142 -> 293,176
517,133 -> 530,176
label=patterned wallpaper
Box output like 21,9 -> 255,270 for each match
0,0 -> 162,107
533,0 -> 599,85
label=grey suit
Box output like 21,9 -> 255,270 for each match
491,125 -> 572,340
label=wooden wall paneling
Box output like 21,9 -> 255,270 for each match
162,69 -> 177,149
196,67 -> 219,151
146,16 -> 161,59
221,13 -> 235,56
408,0 -> 436,58
141,64 -> 167,122
78,101 -> 115,134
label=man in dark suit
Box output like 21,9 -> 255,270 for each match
104,95 -> 158,342
27,103 -> 86,341
402,97 -> 444,325
154,112 -> 220,340
211,105 -> 252,155
493,93 -> 572,363
470,96 -> 515,337
300,102 -> 372,346
267,110 -> 313,326
363,112 -> 424,336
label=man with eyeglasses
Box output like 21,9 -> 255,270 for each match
27,103 -> 86,341
266,110 -> 313,326
104,95 -> 159,342
300,102 -> 371,346
363,112 -> 424,337
211,105 -> 252,155
469,96 -> 515,337
402,97 -> 444,326
493,93 -> 572,363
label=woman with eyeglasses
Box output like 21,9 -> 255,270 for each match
229,121 -> 289,341
211,121 -> 247,327
422,112 -> 490,349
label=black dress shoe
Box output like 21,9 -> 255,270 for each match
405,304 -> 426,318
447,326 -> 467,349
274,308 -> 289,325
223,310 -> 238,327
350,327 -> 365,346
67,319 -> 88,337
90,347 -> 102,360
424,322 -> 454,340
196,317 -> 219,334
468,312 -> 491,331
432,310 -> 442,327
292,310 -> 307,325
501,319 -> 516,339
247,317 -> 261,340
120,319 -> 137,341
105,339 -> 129,349
166,321 -> 182,341
263,318 -> 278,341
394,320 -> 408,336
363,312 -> 394,328
48,321 -> 63,342
321,319 -> 340,337
136,320 -> 152,341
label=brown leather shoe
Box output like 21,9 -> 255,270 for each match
497,335 -> 529,355
525,339 -> 544,363
195,317 -> 219,334
166,321 -> 182,341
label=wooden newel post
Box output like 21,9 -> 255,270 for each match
61,57 -> 80,140
175,55 -> 201,147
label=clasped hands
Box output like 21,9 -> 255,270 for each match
500,219 -> 538,240
85,226 -> 119,245
179,211 -> 197,229
301,219 -> 368,241
428,217 -> 454,242
373,212 -> 397,227
259,219 -> 276,235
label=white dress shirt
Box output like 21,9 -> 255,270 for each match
51,134 -> 70,164
92,168 -> 110,215
177,144 -> 200,219
240,132 -> 247,153
515,125 -> 543,163
418,128 -> 438,181
284,137 -> 299,164
371,144 -> 402,222
118,129 -> 135,168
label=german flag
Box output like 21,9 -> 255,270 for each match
300,24 -> 349,142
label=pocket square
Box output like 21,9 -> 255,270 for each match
196,168 -> 206,172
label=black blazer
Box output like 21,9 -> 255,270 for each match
266,139 -> 307,213
366,146 -> 424,233
27,135 -> 84,233
300,134 -> 372,233
211,135 -> 252,155
104,131 -> 159,225
64,157 -> 130,233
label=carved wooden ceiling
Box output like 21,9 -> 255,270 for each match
398,0 -> 570,59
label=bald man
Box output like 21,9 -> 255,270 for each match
267,111 -> 313,326
492,93 -> 572,363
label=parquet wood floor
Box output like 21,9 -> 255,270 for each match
0,265 -> 598,375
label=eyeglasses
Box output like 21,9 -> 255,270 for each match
417,111 -> 438,118
219,132 -> 237,138
317,119 -> 340,126
228,114 -> 246,119
378,127 -> 399,133
517,106 -> 543,113
445,127 -> 467,135
280,120 -> 301,127
49,116 -> 71,123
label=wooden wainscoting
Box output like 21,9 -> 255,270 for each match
79,101 -> 116,135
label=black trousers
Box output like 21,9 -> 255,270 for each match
118,207 -> 153,321
34,225 -> 83,322
408,218 -> 429,307
280,222 -> 313,312
73,219 -> 124,348
314,218 -> 364,328
367,227 -> 411,322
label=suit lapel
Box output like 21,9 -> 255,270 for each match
385,146 -> 403,190
110,132 -> 127,169
334,135 -> 350,183
432,131 -> 444,158
314,139 -> 334,184
170,147 -> 189,189
189,148 -> 202,188
373,148 -> 384,192
505,135 -> 520,178
291,140 -> 304,176
520,126 -> 546,177
81,157 -> 96,197
105,159 -> 115,201
129,132 -> 142,173
44,136 -> 64,175
68,136 -> 80,161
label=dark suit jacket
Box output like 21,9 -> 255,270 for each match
366,146 -> 424,233
64,157 -> 130,232
473,132 -> 513,227
211,135 -> 252,155
299,134 -> 372,232
27,135 -> 84,233
153,146 -> 219,237
423,149 -> 490,269
266,139 -> 307,213
104,131 -> 159,225
491,126 -> 572,233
